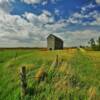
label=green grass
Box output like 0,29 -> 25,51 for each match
0,49 -> 100,100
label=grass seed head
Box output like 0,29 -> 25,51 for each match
35,67 -> 47,82
88,86 -> 97,100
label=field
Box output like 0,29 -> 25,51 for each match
0,49 -> 100,100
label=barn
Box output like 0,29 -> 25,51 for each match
47,34 -> 63,50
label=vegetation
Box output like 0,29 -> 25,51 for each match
0,49 -> 100,100
89,37 -> 100,51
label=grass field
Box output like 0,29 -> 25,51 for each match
0,49 -> 100,100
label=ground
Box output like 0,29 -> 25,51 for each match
0,49 -> 100,100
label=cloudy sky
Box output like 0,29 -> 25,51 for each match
0,0 -> 100,47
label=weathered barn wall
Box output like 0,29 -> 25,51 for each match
47,34 -> 63,50
55,38 -> 63,50
47,35 -> 55,50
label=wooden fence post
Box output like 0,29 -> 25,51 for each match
20,66 -> 27,99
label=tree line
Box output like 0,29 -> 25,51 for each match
89,37 -> 100,51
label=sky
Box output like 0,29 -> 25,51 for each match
0,0 -> 100,47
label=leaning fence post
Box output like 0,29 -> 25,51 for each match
20,66 -> 27,99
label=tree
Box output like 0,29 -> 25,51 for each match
89,38 -> 96,50
97,37 -> 100,50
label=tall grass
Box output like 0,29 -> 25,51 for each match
0,49 -> 100,99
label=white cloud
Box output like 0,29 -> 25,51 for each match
21,0 -> 42,4
0,0 -> 14,12
65,3 -> 100,26
0,0 -> 14,3
66,12 -> 83,24
54,9 -> 60,16
23,10 -> 54,25
38,10 -> 54,23
42,1 -> 48,5
21,0 -> 61,4
51,0 -> 61,4
87,11 -> 100,26
0,9 -> 54,47
96,0 -> 100,4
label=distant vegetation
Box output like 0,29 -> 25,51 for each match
89,36 -> 100,51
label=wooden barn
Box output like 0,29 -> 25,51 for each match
47,34 -> 63,50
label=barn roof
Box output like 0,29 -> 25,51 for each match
47,34 -> 63,42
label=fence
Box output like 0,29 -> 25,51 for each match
19,55 -> 63,99
20,66 -> 27,99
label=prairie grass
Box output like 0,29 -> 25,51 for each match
88,86 -> 97,100
0,49 -> 100,100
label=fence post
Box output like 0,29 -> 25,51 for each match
20,66 -> 27,99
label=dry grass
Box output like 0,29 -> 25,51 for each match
58,62 -> 68,73
67,48 -> 77,54
54,79 -> 69,92
86,51 -> 100,69
59,62 -> 74,76
35,66 -> 47,82
88,86 -> 97,100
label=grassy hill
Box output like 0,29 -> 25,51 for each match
0,49 -> 100,100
